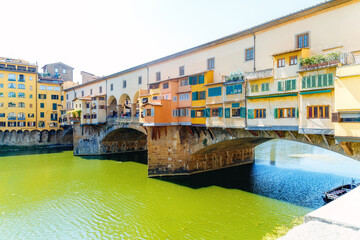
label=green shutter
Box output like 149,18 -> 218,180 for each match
261,83 -> 264,92
306,77 -> 311,89
291,79 -> 296,90
295,107 -> 299,118
274,108 -> 278,119
206,108 -> 210,118
191,110 -> 195,118
198,75 -> 204,84
203,109 -> 207,118
226,85 -> 233,95
311,75 -> 316,88
323,74 -> 328,87
225,108 -> 230,118
240,107 -> 246,118
248,109 -> 254,119
318,74 -> 323,87
285,80 -> 290,91
278,81 -> 283,91
232,103 -> 240,108
234,84 -> 242,93
192,92 -> 198,101
218,107 -> 223,117
328,73 -> 333,86
302,77 -> 306,89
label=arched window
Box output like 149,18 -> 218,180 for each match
18,84 -> 25,89
18,74 -> 25,82
18,92 -> 25,98
8,83 -> 16,89
8,92 -> 16,98
8,112 -> 16,120
18,102 -> 25,108
8,102 -> 16,108
8,74 -> 16,81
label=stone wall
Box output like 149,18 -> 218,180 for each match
0,129 -> 73,150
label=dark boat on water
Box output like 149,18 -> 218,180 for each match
322,179 -> 359,203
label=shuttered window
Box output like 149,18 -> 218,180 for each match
225,108 -> 230,118
208,87 -> 222,97
198,75 -> 205,84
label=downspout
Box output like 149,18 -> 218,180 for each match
105,79 -> 108,120
250,28 -> 256,71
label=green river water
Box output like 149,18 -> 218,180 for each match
0,147 -> 312,240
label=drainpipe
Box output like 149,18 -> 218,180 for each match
250,28 -> 256,72
105,79 -> 108,120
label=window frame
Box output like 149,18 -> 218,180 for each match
207,58 -> 215,70
245,48 -> 254,61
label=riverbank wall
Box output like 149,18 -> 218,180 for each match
280,187 -> 360,239
0,129 -> 73,151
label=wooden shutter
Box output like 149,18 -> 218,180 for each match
192,92 -> 198,101
295,107 -> 299,118
218,107 -> 223,117
191,110 -> 195,118
328,73 -> 333,86
248,109 -> 254,119
240,107 -> 246,118
302,77 -> 306,89
318,75 -> 323,87
278,81 -> 283,91
225,108 -> 230,118
311,75 -> 316,88
274,108 -> 278,119
198,75 -> 204,84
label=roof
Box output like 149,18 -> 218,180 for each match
42,62 -> 74,70
65,0 -> 352,92
272,48 -> 306,57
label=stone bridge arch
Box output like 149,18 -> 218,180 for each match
146,126 -> 360,177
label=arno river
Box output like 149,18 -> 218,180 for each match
1,140 -> 360,239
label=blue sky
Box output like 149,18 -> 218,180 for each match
1,0 -> 324,82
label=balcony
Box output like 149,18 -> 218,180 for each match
299,52 -> 355,72
18,117 -> 26,120
245,69 -> 273,81
8,117 -> 16,120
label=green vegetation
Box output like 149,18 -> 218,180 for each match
300,52 -> 341,67
226,71 -> 244,82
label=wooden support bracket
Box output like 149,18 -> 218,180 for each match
288,131 -> 296,140
304,134 -> 313,144
322,134 -> 330,149
208,128 -> 215,140
340,141 -> 353,156
225,128 -> 234,137
186,126 -> 194,136
262,130 -> 270,137
248,130 -> 258,137
193,127 -> 200,138
274,130 -> 285,138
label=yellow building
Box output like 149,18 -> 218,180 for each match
37,78 -> 62,130
0,57 -> 37,131
334,64 -> 360,142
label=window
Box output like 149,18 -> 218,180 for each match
211,108 -> 223,117
285,79 -> 296,91
18,102 -> 25,108
63,69 -> 67,74
123,80 -> 126,88
173,96 -> 177,102
8,102 -> 16,108
297,33 -> 309,48
47,86 -> 53,91
18,75 -> 25,82
18,92 -> 25,98
55,68 -> 59,73
245,48 -> 254,61
8,92 -> 16,97
156,72 -> 161,81
179,108 -> 189,117
74,92 -> 77,98
54,87 -> 60,91
261,83 -> 270,92
172,109 -> 179,117
51,113 -> 58,121
66,94 -> 69,100
199,91 -> 206,100
40,103 -> 45,108
0,93 -> 3,97
110,83 -> 113,91
180,78 -> 188,86
307,105 -> 329,119
8,83 -> 16,89
18,112 -> 25,120
29,76 -> 33,81
163,82 -> 169,89
208,87 -> 222,97
18,122 -> 26,127
38,121 -> 45,128
207,58 -> 215,70
8,121 -> 16,127
189,76 -> 198,85
28,113 -> 34,118
40,112 -> 45,118
0,74 -> 3,78
39,85 -> 46,90
179,93 -> 189,101
226,84 -> 242,95
0,113 -> 4,117
51,95 -> 59,100
38,94 -> 46,99
18,84 -> 25,89
179,66 -> 185,76
8,112 -> 16,120
277,58 -> 285,68
275,108 -> 296,118
81,90 -> 84,97
0,103 -> 3,107
8,73 -> 16,81
0,84 -> 3,88
290,56 -> 298,66
196,110 -> 204,117
53,103 -> 57,110
251,84 -> 259,93
29,104 -> 33,108
138,76 -> 142,85
255,109 -> 266,119
99,86 -> 102,93
30,94 -> 33,99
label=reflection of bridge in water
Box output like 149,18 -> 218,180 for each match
73,118 -> 360,177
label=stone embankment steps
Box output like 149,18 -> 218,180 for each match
280,186 -> 360,239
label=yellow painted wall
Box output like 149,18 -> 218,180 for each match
335,64 -> 360,111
